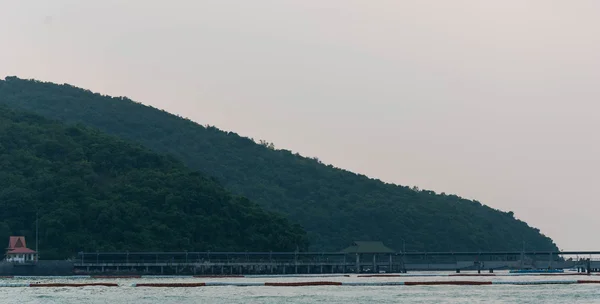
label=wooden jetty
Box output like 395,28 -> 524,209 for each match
73,245 -> 600,275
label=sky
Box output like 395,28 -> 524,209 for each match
1,0 -> 599,250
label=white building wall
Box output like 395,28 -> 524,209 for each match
5,253 -> 35,263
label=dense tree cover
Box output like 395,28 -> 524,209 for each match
0,105 -> 308,259
0,77 -> 558,252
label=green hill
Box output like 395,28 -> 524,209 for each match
0,77 -> 558,252
0,105 -> 308,259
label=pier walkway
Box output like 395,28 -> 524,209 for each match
73,251 -> 600,275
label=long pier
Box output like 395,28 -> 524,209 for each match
73,251 -> 600,275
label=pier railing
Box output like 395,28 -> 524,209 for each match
76,250 -> 600,263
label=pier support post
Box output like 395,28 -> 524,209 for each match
373,254 -> 377,273
587,259 -> 591,274
294,253 -> 298,274
355,254 -> 360,274
401,254 -> 406,273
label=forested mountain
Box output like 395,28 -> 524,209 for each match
0,77 -> 558,252
0,105 -> 308,259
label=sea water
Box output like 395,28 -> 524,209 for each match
1,272 -> 600,303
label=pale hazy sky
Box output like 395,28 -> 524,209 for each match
1,1 -> 599,250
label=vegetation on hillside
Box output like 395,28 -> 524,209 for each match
0,77 -> 558,252
0,105 -> 308,259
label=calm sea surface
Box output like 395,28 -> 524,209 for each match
2,272 -> 600,303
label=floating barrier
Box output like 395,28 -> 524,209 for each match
193,275 -> 244,278
2,279 -> 600,288
357,274 -> 403,278
30,283 -> 119,287
266,281 -> 343,286
0,283 -> 118,287
1,273 -> 598,282
334,282 -> 368,286
133,283 -> 207,287
91,275 -> 141,279
405,281 -> 493,286
245,274 -> 351,278
343,282 -> 406,286
359,273 -> 596,278
573,280 -> 600,284
0,283 -> 29,287
141,275 -> 195,279
493,280 -> 578,285
206,282 -> 265,286
128,280 -> 600,287
360,274 -> 497,277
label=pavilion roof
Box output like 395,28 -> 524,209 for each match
341,241 -> 395,254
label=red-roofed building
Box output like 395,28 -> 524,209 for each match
5,236 -> 37,263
